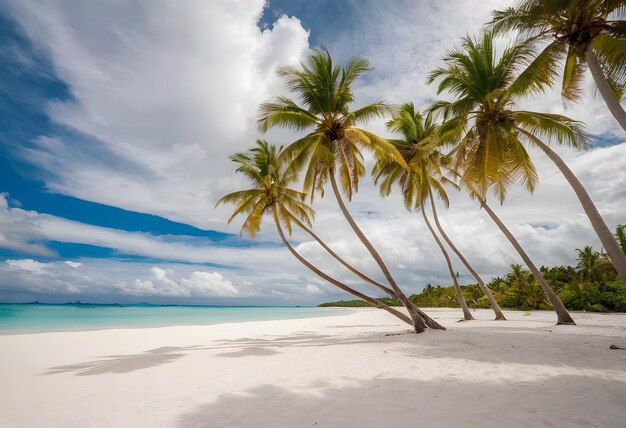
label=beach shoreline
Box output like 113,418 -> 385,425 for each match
1,308 -> 625,427
0,304 -> 353,335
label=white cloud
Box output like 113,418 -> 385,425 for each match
64,261 -> 82,268
0,194 -> 57,257
6,0 -> 310,228
0,258 -> 343,304
181,271 -> 239,297
7,259 -> 47,275
305,284 -> 322,295
116,267 -> 238,297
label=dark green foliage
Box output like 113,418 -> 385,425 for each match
616,224 -> 626,255
320,245 -> 625,311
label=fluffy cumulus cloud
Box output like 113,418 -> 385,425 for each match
4,0 -> 310,228
3,258 -> 240,299
117,267 -> 239,297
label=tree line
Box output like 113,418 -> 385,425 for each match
218,1 -> 626,333
320,236 -> 626,313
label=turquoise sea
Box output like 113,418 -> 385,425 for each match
0,303 -> 352,334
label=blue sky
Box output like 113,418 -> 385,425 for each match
1,0 -> 625,305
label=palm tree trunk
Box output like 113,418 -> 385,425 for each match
294,219 -> 445,330
293,219 -> 395,295
427,188 -> 506,320
533,138 -> 626,283
272,209 -> 417,329
585,48 -> 626,132
421,203 -> 474,321
328,172 -> 428,332
478,198 -> 576,325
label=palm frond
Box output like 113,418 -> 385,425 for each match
258,97 -> 320,132
343,101 -> 393,126
561,45 -> 586,102
215,189 -> 260,208
591,34 -> 626,100
508,41 -> 566,97
512,110 -> 591,149
346,128 -> 409,170
336,56 -> 369,109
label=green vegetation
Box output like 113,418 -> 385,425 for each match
320,246 -> 626,312
319,299 -> 397,308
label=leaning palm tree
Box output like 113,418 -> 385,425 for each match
489,4 -> 626,281
490,0 -> 626,131
216,140 -> 418,329
375,103 -> 508,320
258,50 -> 430,332
387,103 -> 506,320
428,32 -> 587,324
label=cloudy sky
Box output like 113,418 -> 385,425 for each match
1,0 -> 624,305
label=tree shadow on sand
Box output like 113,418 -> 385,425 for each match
46,346 -> 200,376
210,326 -> 626,371
177,376 -> 625,428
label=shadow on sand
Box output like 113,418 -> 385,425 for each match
46,346 -> 200,376
45,321 -> 626,378
176,376 -> 625,428
210,326 -> 626,371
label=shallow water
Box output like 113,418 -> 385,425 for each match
0,303 -> 352,334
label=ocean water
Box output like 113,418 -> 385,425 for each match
0,303 -> 352,334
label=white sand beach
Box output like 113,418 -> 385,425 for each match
1,308 -> 625,427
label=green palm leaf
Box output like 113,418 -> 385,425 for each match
259,50 -> 395,199
217,140 -> 315,238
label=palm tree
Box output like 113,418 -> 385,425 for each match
428,32 -> 585,324
575,245 -> 612,282
258,50 -> 431,332
506,264 -> 548,310
373,106 -> 474,321
216,140 -> 417,329
490,0 -> 626,131
374,104 -> 502,321
489,2 -> 626,281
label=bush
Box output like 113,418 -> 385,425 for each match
588,304 -> 607,312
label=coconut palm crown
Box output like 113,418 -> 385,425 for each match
490,0 -> 626,105
427,31 -> 591,202
373,103 -> 452,210
215,140 -> 314,238
258,50 -> 405,201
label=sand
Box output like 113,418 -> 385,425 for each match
1,308 -> 625,427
